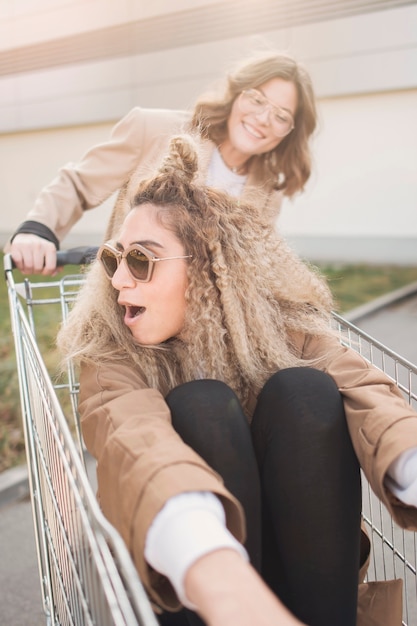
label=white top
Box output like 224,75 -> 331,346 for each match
205,147 -> 247,197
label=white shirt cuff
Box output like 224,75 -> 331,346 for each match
385,446 -> 417,507
144,491 -> 248,609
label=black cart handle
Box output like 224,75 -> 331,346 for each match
55,246 -> 99,266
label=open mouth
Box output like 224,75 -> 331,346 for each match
125,305 -> 146,319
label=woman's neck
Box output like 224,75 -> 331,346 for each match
218,142 -> 250,176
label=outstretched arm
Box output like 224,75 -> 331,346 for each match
6,107 -> 188,274
144,492 -> 306,626
185,550 -> 306,626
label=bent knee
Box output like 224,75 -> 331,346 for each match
257,367 -> 345,430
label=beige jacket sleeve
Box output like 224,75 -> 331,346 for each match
300,332 -> 417,530
79,361 -> 246,610
17,107 -> 189,244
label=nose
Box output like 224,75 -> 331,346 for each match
253,105 -> 271,125
111,258 -> 136,290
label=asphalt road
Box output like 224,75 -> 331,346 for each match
0,496 -> 45,626
350,289 -> 417,366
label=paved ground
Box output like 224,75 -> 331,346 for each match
0,454 -> 97,625
0,496 -> 45,625
349,289 -> 417,365
1,288 -> 416,626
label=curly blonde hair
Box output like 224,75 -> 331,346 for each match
58,135 -> 333,412
191,49 -> 317,197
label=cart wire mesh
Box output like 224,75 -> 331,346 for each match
4,254 -> 417,626
332,312 -> 417,626
5,257 -> 159,626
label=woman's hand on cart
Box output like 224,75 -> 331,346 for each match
9,233 -> 58,275
8,241 -> 98,273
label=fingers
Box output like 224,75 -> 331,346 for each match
10,234 -> 58,275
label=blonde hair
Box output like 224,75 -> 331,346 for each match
58,135 -> 333,413
191,49 -> 317,197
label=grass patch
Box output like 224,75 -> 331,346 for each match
0,257 -> 84,472
1,253 -> 416,473
319,263 -> 417,312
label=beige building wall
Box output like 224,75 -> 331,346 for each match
279,88 -> 417,262
1,0 -> 416,263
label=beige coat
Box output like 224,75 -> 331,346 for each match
79,331 -> 417,623
11,107 -> 283,245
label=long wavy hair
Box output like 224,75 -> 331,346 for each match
58,135 -> 333,414
191,49 -> 317,197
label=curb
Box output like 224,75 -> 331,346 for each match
343,280 -> 417,323
0,463 -> 30,509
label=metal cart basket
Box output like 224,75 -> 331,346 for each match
4,252 -> 417,626
4,251 -> 159,626
332,312 -> 417,626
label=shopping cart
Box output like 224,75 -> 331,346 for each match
4,250 -> 417,625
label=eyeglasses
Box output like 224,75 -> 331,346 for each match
238,89 -> 295,138
97,242 -> 192,283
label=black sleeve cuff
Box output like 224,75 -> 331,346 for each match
10,221 -> 60,250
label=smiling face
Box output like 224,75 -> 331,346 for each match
226,77 -> 298,158
110,204 -> 189,345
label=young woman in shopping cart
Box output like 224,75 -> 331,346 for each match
58,135 -> 417,626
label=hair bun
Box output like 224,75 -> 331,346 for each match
158,135 -> 199,184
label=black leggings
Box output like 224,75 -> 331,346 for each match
158,368 -> 362,626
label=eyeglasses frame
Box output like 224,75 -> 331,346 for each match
98,242 -> 193,283
238,88 -> 295,137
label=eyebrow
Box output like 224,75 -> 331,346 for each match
115,239 -> 165,251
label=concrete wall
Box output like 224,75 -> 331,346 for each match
1,1 -> 416,263
280,88 -> 417,263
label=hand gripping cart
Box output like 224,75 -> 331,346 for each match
4,249 -> 417,626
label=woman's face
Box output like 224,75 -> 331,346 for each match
227,77 -> 298,157
110,204 -> 189,345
